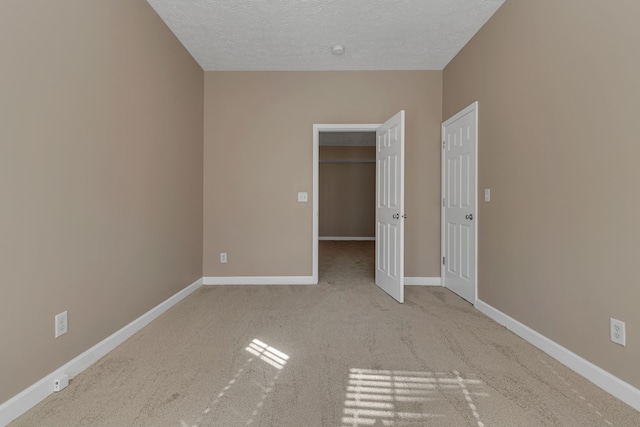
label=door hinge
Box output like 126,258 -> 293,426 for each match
442,140 -> 445,148
442,198 -> 446,207
442,256 -> 445,265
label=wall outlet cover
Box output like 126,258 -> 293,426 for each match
610,318 -> 626,347
53,374 -> 69,392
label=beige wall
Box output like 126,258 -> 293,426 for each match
0,0 -> 204,403
204,71 -> 442,277
320,146 -> 375,238
444,0 -> 640,388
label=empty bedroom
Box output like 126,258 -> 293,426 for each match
1,0 -> 639,426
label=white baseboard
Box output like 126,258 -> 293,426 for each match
476,299 -> 640,412
0,277 -> 204,427
203,276 -> 315,285
319,237 -> 375,241
203,276 -> 440,286
405,277 -> 442,286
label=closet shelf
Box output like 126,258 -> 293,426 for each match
319,159 -> 375,163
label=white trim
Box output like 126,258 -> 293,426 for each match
319,236 -> 375,241
313,123 -> 380,286
204,276 -> 439,286
441,101 -> 479,305
0,277 -> 204,426
313,126 -> 319,284
203,276 -> 315,285
404,277 -> 442,286
315,124 -> 380,131
476,299 -> 640,412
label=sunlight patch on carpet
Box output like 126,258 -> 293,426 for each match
185,339 -> 289,427
341,368 -> 487,426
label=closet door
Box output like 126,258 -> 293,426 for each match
375,111 -> 405,303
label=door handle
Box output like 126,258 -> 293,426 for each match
465,214 -> 474,220
393,213 -> 400,219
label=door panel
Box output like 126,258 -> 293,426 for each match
442,103 -> 477,304
375,111 -> 405,303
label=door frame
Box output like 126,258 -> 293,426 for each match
441,101 -> 479,304
312,123 -> 380,284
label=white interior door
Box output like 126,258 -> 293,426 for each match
375,111 -> 405,303
442,102 -> 478,304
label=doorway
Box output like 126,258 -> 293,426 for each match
312,124 -> 379,285
317,130 -> 377,286
313,112 -> 406,303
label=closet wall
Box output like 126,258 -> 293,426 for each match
319,145 -> 375,238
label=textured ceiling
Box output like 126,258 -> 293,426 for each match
146,0 -> 505,71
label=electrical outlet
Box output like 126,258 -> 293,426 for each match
610,318 -> 626,347
220,252 -> 228,263
55,311 -> 68,338
53,374 -> 69,392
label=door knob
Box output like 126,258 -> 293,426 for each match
465,214 -> 473,220
393,213 -> 400,219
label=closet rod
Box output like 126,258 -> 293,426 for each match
319,159 -> 375,164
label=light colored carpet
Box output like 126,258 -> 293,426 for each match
11,241 -> 640,426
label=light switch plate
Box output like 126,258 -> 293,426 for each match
55,311 -> 68,338
484,189 -> 491,202
297,192 -> 308,203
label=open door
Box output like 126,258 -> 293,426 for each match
375,111 -> 405,303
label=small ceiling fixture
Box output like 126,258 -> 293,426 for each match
332,44 -> 345,55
